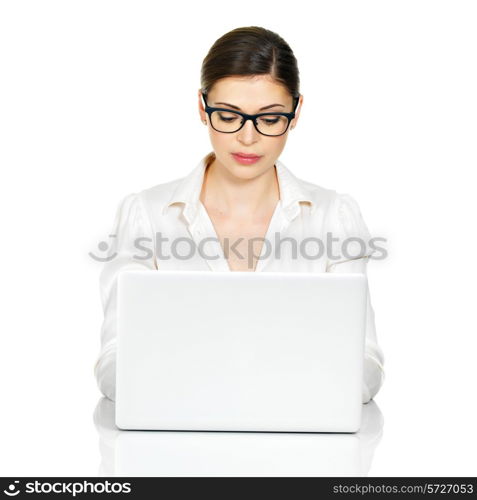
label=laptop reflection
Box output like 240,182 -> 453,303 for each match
93,397 -> 384,476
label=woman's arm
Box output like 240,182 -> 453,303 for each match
327,256 -> 385,404
326,193 -> 385,404
93,192 -> 156,401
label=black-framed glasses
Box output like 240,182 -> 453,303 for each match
202,91 -> 299,137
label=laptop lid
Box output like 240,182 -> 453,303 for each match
115,270 -> 367,433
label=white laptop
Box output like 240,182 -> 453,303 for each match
115,270 -> 368,433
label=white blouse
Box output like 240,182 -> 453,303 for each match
93,154 -> 385,404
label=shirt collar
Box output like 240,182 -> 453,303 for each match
163,154 -> 316,225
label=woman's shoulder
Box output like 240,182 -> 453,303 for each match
292,172 -> 356,216
296,174 -> 367,221
294,171 -> 371,236
108,176 -> 183,232
138,158 -> 208,211
138,176 -> 184,203
323,189 -> 374,250
298,177 -> 375,259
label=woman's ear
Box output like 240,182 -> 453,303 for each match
290,94 -> 303,130
198,88 -> 207,125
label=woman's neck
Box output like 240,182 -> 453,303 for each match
200,156 -> 280,218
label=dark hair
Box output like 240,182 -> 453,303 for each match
201,26 -> 300,97
200,26 -> 300,166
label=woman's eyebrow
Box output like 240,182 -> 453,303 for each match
215,102 -> 285,111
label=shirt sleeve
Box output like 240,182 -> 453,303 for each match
93,192 -> 156,401
326,193 -> 385,404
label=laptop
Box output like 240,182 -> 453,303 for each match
115,269 -> 368,433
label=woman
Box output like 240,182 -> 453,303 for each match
94,26 -> 385,404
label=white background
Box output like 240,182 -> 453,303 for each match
1,0 -> 476,476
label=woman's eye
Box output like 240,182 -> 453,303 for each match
218,113 -> 238,123
259,116 -> 280,126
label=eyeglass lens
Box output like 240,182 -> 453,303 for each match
210,110 -> 289,136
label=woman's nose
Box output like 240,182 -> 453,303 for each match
236,119 -> 260,144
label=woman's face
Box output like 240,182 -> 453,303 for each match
198,75 -> 303,179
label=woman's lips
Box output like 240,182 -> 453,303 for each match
234,152 -> 261,158
231,153 -> 262,165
